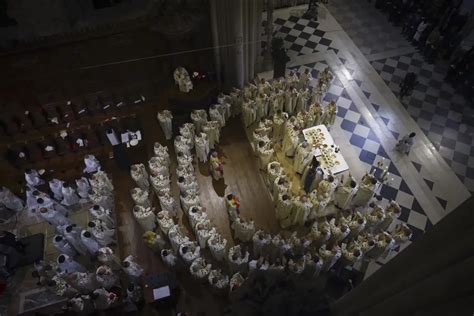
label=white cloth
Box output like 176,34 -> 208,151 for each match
208,233 -> 227,261
97,247 -> 121,270
96,265 -> 119,289
131,187 -> 151,208
158,193 -> 177,217
231,218 -> 255,242
122,255 -> 144,281
89,205 -> 115,229
25,169 -> 44,187
157,211 -> 174,235
179,241 -> 201,266
161,249 -> 178,268
293,143 -> 312,174
63,225 -> 88,256
89,220 -> 116,246
195,133 -> 210,163
131,164 -> 150,191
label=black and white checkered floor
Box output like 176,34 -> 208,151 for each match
263,4 -> 471,274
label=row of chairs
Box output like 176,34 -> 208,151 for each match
5,115 -> 141,168
0,89 -> 145,138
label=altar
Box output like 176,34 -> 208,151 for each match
303,124 -> 349,175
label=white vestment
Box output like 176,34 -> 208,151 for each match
58,254 -> 86,273
49,179 -> 64,201
133,205 -> 156,231
53,235 -> 77,257
157,110 -> 173,140
76,177 -> 91,200
81,231 -> 101,255
83,155 -> 101,173
61,186 -> 80,206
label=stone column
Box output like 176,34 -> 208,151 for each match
263,0 -> 274,71
209,0 -> 222,85
235,0 -> 245,88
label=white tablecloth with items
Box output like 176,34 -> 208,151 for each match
303,125 -> 349,174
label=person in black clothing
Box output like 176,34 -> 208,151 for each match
399,72 -> 417,98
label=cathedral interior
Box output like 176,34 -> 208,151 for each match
0,0 -> 473,315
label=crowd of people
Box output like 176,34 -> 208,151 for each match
0,156 -> 146,314
139,66 -> 414,299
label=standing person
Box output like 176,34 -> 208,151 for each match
0,186 -> 24,211
49,179 -> 64,201
61,183 -> 80,206
157,110 -> 173,140
399,72 -> 417,98
122,255 -> 144,283
130,164 -> 150,191
395,132 -> 416,154
195,132 -> 210,163
25,169 -> 44,187
302,157 -> 324,193
83,155 -> 101,174
225,194 -> 240,223
293,141 -> 313,175
209,152 -> 224,181
413,18 -> 428,44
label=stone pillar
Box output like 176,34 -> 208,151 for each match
263,0 -> 274,71
235,0 -> 245,88
209,0 -> 222,85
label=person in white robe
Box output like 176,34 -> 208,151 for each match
266,161 -> 283,191
130,164 -> 150,191
365,203 -> 386,232
96,265 -> 120,289
67,295 -> 95,315
168,224 -> 190,253
91,288 -> 118,310
209,104 -> 225,128
340,243 -> 363,268
61,183 -> 80,206
208,269 -> 229,294
153,142 -> 171,165
319,245 -> 341,272
380,201 -> 402,231
53,235 -> 77,257
191,109 -> 208,133
97,247 -> 121,271
202,121 -> 220,150
190,257 -> 212,282
157,211 -> 174,235
173,67 -> 193,92
161,249 -> 178,268
0,187 -> 23,212
174,136 -> 193,157
26,188 -> 42,213
225,194 -> 240,223
195,132 -> 210,163
293,142 -> 313,174
395,132 -> 416,154
39,206 -> 69,228
49,179 -> 64,201
227,245 -> 249,275
231,217 -> 255,242
256,141 -> 274,170
157,110 -> 173,140
68,271 -> 97,294
352,173 -> 377,207
347,212 -> 366,241
132,205 -> 156,231
150,173 -> 170,198
252,230 -> 271,258
177,176 -> 199,196
180,190 -> 200,214
131,187 -> 151,208
88,220 -> 116,246
209,151 -> 224,181
57,254 -> 86,273
63,225 -> 88,256
196,221 -> 216,249
392,223 -> 412,246
91,170 -> 114,193
321,101 -> 337,127
149,157 -> 170,179
158,193 -> 177,217
88,190 -> 114,211
75,177 -> 91,201
229,272 -> 245,298
292,195 -> 313,226
242,99 -> 256,127
366,232 -> 395,260
334,175 -> 358,210
328,219 -> 350,248
81,230 -> 101,256
273,175 -> 290,201
25,169 -> 44,187
187,206 -> 208,233
83,155 -> 101,174
308,221 -> 331,249
282,125 -> 300,157
208,233 -> 227,261
122,255 -> 144,283
89,204 -> 114,229
179,241 -> 200,266
276,193 -> 294,229
272,110 -> 288,143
